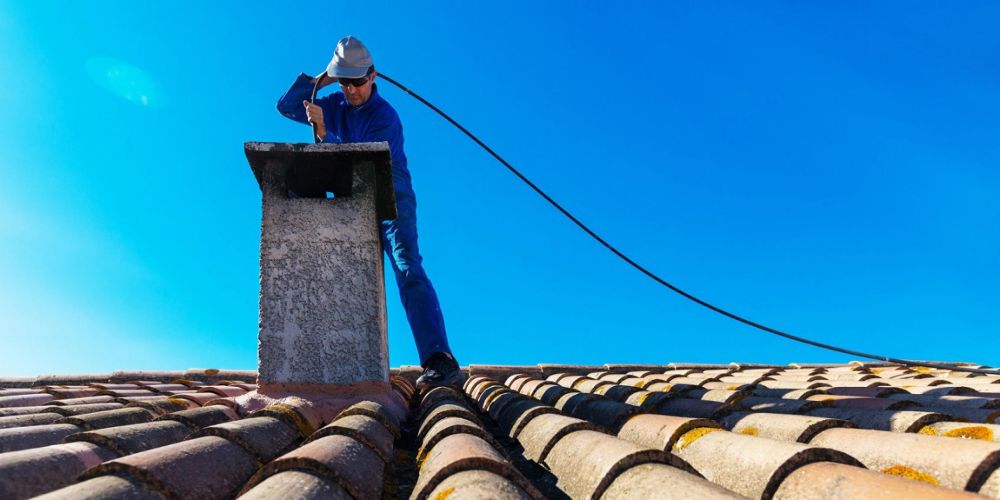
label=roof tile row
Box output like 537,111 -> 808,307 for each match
0,370 -> 257,389
466,376 -> 739,499
0,362 -> 998,499
463,362 -> 999,499
412,386 -> 542,499
0,375 -> 408,499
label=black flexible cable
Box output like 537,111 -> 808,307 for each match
309,74 -> 328,144
373,72 -> 997,376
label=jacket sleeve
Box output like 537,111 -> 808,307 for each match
321,129 -> 342,144
276,73 -> 318,125
277,73 -> 344,143
364,116 -> 404,164
363,118 -> 400,144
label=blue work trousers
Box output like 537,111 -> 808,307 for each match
381,192 -> 450,364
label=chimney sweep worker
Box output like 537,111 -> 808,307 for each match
276,36 -> 464,389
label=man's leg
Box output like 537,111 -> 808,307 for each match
380,195 -> 453,365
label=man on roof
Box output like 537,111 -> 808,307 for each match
276,36 -> 463,389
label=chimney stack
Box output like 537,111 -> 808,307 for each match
244,142 -> 396,389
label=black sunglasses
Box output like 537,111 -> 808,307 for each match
338,74 -> 372,87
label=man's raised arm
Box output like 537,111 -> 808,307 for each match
276,73 -> 329,124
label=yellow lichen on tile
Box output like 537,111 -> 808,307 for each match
918,426 -> 937,436
433,487 -> 456,500
730,393 -> 748,405
943,426 -> 993,441
483,388 -> 505,408
881,465 -> 940,485
726,385 -> 739,390
672,427 -> 722,451
166,397 -> 192,407
739,427 -> 759,436
636,392 -> 651,406
657,384 -> 673,392
267,403 -> 316,437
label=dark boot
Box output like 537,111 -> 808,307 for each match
415,352 -> 466,389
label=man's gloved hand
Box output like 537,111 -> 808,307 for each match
303,100 -> 326,139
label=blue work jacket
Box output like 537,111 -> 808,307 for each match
276,73 -> 413,198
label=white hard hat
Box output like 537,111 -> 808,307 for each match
325,36 -> 374,79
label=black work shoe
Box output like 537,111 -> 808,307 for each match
416,352 -> 467,389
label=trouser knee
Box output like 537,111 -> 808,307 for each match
396,265 -> 431,292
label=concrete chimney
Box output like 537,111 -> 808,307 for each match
244,142 -> 396,389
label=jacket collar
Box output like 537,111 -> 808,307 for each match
347,83 -> 382,111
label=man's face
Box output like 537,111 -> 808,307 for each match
341,71 -> 376,106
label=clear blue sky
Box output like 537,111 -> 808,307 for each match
2,2 -> 997,376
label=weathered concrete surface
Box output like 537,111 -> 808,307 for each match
245,142 -> 395,387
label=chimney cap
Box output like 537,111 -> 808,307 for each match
245,141 -> 396,221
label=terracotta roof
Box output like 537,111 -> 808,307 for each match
1,362 -> 999,499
